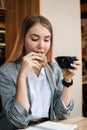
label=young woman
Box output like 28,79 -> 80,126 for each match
0,15 -> 80,129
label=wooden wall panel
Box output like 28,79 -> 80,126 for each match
5,0 -> 40,60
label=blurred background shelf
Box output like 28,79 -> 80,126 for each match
0,7 -> 5,66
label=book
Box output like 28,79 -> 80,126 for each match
19,121 -> 77,130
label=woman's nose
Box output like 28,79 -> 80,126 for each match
37,40 -> 45,48
37,40 -> 46,53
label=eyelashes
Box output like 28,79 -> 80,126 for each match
31,38 -> 50,42
31,38 -> 38,41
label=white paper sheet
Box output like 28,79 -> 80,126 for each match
19,121 -> 77,130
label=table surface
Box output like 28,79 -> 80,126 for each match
54,116 -> 87,130
22,116 -> 87,130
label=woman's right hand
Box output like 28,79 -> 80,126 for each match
18,52 -> 43,77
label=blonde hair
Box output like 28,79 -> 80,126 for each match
6,15 -> 53,63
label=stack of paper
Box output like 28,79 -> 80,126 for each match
19,121 -> 77,130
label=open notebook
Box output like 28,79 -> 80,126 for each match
19,121 -> 77,130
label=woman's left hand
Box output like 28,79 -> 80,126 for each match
62,57 -> 81,82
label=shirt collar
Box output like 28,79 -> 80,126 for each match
40,67 -> 45,75
29,67 -> 45,78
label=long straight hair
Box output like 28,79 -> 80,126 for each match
6,15 -> 53,63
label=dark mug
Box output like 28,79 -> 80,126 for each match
55,56 -> 76,69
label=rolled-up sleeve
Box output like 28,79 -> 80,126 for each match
53,93 -> 74,119
51,63 -> 74,119
0,64 -> 31,129
7,100 -> 30,128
